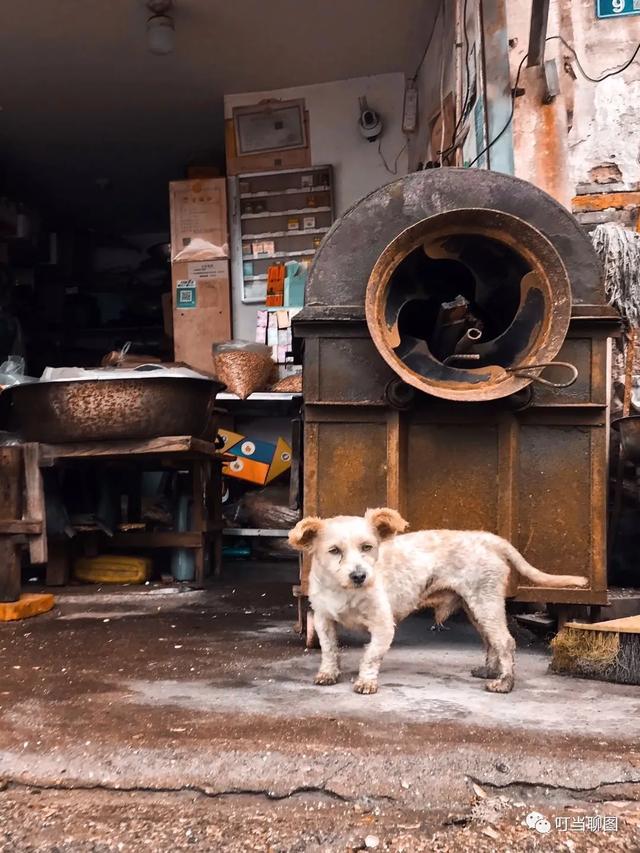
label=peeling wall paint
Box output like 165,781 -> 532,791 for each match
506,0 -> 640,208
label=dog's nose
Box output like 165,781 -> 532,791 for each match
349,570 -> 367,586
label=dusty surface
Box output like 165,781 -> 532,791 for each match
0,575 -> 639,851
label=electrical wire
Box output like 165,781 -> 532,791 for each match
411,0 -> 445,83
437,0 -> 472,162
466,36 -> 640,169
378,137 -> 408,175
547,35 -> 640,82
466,52 -> 528,168
438,0 -> 448,166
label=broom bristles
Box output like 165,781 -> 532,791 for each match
551,625 -> 640,685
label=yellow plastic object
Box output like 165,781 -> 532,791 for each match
73,555 -> 152,585
0,593 -> 55,622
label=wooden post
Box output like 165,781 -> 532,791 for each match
0,448 -> 22,602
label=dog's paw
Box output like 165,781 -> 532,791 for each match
471,665 -> 499,680
314,671 -> 339,686
354,678 -> 378,695
485,676 -> 514,694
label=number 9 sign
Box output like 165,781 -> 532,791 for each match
597,0 -> 639,18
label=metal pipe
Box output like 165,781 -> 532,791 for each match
454,327 -> 483,354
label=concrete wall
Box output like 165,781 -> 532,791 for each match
224,72 -> 408,339
224,73 -> 408,220
506,0 -> 640,216
407,3 -> 457,169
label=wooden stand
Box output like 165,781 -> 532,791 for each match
0,436 -> 225,601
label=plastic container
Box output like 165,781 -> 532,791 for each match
73,555 -> 152,585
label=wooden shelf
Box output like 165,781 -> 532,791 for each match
231,165 -> 334,305
240,185 -> 331,199
241,206 -> 331,220
242,227 -> 329,240
241,249 -> 316,261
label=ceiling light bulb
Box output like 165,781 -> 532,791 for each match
147,14 -> 175,55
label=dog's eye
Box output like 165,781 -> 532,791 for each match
328,546 -> 341,556
361,543 -> 374,552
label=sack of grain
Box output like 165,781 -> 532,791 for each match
212,341 -> 274,399
271,372 -> 302,393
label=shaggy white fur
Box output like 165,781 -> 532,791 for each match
289,509 -> 588,695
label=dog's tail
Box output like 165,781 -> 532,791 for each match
500,540 -> 588,588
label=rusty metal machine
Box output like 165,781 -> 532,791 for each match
294,169 -> 619,605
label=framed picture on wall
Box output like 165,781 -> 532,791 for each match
233,99 -> 307,155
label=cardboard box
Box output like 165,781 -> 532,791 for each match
171,259 -> 231,373
169,178 -> 228,261
218,429 -> 292,485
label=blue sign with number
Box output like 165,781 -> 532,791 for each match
597,0 -> 640,18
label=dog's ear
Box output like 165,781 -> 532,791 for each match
288,516 -> 324,550
365,507 -> 409,540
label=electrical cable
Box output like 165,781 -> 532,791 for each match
467,36 -> 640,169
378,137 -> 408,176
466,52 -> 527,168
438,0 -> 448,166
436,0 -> 472,163
547,35 -> 640,82
411,0 -> 445,83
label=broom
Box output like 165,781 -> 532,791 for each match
550,616 -> 640,685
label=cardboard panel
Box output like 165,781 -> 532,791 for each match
171,259 -> 231,373
169,178 -> 228,260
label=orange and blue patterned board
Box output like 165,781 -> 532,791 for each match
223,456 -> 271,485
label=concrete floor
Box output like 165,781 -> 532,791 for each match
0,574 -> 639,851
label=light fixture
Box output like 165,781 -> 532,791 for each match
146,0 -> 175,55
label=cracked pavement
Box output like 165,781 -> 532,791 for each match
0,575 -> 639,850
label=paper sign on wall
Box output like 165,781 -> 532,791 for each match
187,260 -> 227,280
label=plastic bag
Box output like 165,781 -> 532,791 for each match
212,341 -> 274,399
0,355 -> 37,387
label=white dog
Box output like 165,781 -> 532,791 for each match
289,508 -> 587,695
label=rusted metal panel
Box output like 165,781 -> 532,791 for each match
405,422 -> 500,531
296,169 -> 616,606
313,338 -> 395,405
516,425 -> 600,586
303,169 -> 604,310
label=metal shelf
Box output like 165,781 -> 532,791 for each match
217,392 -> 301,401
223,528 -> 291,537
242,227 -> 329,241
241,206 -> 331,220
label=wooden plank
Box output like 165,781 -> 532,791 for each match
46,539 -> 70,586
566,615 -> 640,634
23,443 -> 47,565
109,532 -> 205,548
0,520 -> 42,535
192,460 -> 206,585
39,436 -> 219,464
0,448 -> 22,602
289,417 -> 302,511
572,191 -> 640,212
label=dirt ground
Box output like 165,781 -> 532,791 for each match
0,571 -> 639,851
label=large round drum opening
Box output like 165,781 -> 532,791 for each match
365,208 -> 572,401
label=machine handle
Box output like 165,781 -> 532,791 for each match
507,361 -> 579,388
